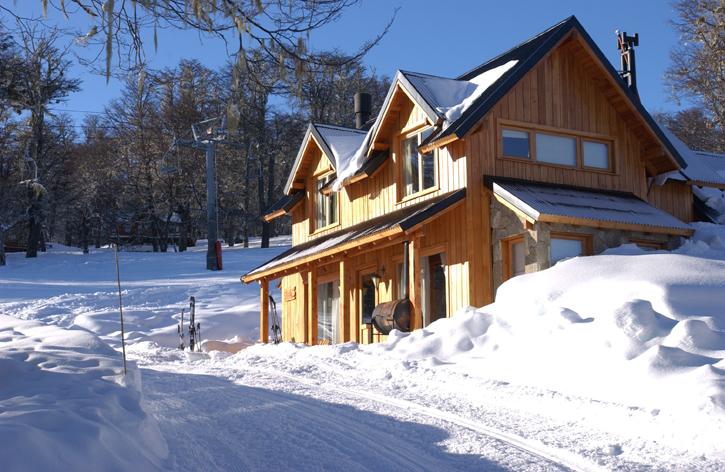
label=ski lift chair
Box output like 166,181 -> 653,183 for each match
18,157 -> 38,186
160,139 -> 182,176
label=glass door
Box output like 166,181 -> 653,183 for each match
317,280 -> 340,344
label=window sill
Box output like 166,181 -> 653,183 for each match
397,186 -> 439,206
499,155 -> 616,175
311,222 -> 340,236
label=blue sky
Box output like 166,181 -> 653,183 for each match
6,0 -> 689,123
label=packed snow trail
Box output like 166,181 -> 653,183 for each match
3,235 -> 725,470
135,353 -> 576,472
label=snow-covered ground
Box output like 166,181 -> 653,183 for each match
2,231 -> 725,471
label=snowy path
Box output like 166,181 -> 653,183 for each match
138,356 -> 574,472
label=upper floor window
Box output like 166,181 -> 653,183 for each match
401,128 -> 436,198
315,174 -> 338,230
501,123 -> 613,171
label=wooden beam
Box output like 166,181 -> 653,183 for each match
242,227 -> 402,282
262,209 -> 286,223
641,145 -> 665,162
340,259 -> 351,343
492,194 -> 537,225
260,279 -> 269,344
409,234 -> 422,332
290,182 -> 305,190
538,213 -> 694,237
308,270 -> 318,346
370,142 -> 389,151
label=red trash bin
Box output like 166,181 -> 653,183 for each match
215,240 -> 223,270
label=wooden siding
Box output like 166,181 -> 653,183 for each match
475,41 -> 650,200
281,203 -> 470,343
647,180 -> 693,223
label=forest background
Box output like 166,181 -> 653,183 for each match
0,0 -> 722,265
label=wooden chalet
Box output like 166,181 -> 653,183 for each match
242,16 -> 705,345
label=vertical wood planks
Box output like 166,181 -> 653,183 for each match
260,279 -> 269,343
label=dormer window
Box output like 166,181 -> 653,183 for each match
401,128 -> 437,198
315,173 -> 338,231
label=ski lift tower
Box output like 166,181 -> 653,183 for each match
175,116 -> 244,271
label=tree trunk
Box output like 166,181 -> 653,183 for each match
258,173 -> 270,249
151,215 -> 159,252
26,196 -> 41,258
81,213 -> 89,254
243,190 -> 250,248
266,153 -> 276,244
178,208 -> 189,252
95,218 -> 101,249
0,226 -> 6,266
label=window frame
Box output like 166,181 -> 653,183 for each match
502,234 -> 525,282
396,125 -> 439,202
628,239 -> 667,251
549,232 -> 593,265
311,170 -> 339,234
498,119 -> 615,173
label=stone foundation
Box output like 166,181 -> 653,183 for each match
490,198 -> 681,297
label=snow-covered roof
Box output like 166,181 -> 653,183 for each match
654,122 -> 725,186
315,124 -> 367,175
283,123 -> 366,194
487,176 -> 693,234
695,151 -> 725,182
244,189 -> 466,281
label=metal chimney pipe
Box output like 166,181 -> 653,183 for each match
617,31 -> 639,98
354,92 -> 372,129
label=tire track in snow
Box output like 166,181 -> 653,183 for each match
242,366 -> 594,472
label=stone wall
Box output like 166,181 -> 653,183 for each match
490,198 -> 681,297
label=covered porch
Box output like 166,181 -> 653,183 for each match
242,189 -> 466,344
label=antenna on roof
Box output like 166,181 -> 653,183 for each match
616,30 -> 639,98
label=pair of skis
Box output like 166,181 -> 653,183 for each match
178,296 -> 202,351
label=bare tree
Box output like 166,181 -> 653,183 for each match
13,22 -> 81,258
666,0 -> 725,132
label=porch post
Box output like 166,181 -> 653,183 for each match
260,278 -> 269,343
409,234 -> 422,331
308,269 -> 318,345
340,258 -> 351,342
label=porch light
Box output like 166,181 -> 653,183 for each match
371,272 -> 381,288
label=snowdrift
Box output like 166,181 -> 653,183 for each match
378,225 -> 725,422
0,315 -> 172,472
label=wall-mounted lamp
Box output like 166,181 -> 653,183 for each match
371,272 -> 381,288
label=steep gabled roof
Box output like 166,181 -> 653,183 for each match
416,16 -> 687,171
283,123 -> 366,195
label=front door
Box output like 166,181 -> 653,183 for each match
317,280 -> 340,344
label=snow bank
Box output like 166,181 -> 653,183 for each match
376,224 -> 725,444
0,315 -> 172,471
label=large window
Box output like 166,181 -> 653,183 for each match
317,280 -> 340,344
315,174 -> 338,231
501,123 -> 613,171
502,235 -> 526,281
401,128 -> 436,198
550,233 -> 591,265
